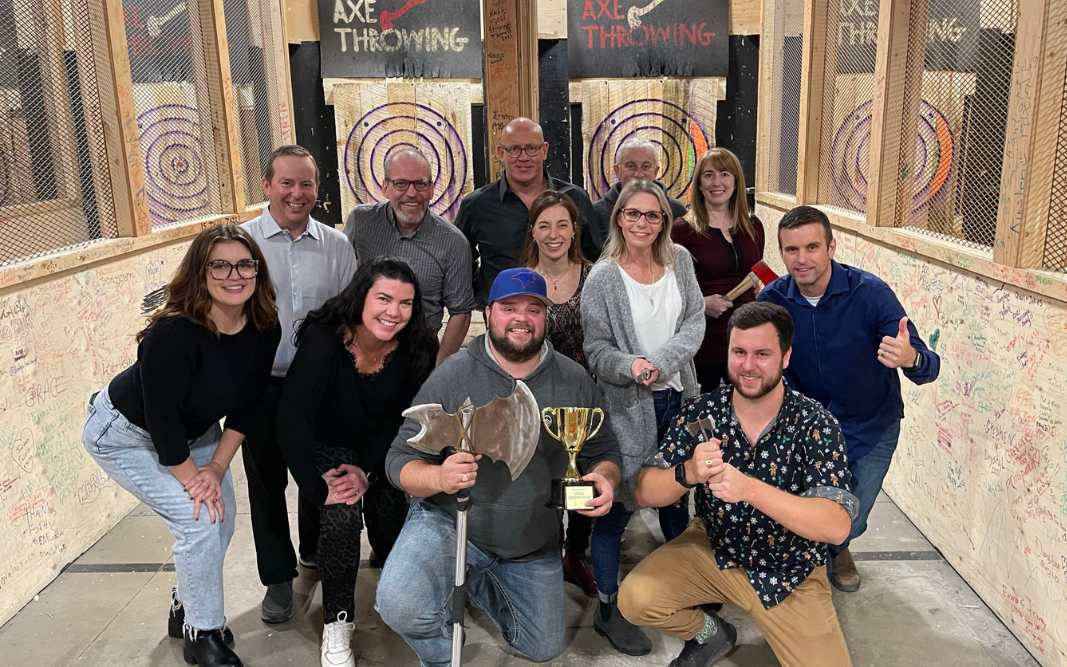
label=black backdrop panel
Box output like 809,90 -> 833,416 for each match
317,0 -> 483,78
567,0 -> 729,77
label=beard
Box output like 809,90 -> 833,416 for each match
487,318 -> 545,364
729,367 -> 784,400
394,202 -> 427,226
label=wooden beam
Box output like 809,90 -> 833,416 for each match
730,0 -> 762,35
756,0 -> 785,194
795,0 -> 831,204
200,0 -> 245,213
994,0 -> 1067,268
865,0 -> 925,227
482,0 -> 539,182
273,0 -> 297,144
284,0 -> 319,43
87,0 -> 151,236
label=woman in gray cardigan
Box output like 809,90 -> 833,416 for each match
581,180 -> 705,656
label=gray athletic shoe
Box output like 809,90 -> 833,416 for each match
261,580 -> 294,624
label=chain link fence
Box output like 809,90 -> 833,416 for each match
819,0 -> 881,215
0,0 -> 118,265
127,0 -> 223,228
898,0 -> 1017,249
224,0 -> 283,206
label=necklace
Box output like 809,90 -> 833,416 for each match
621,261 -> 661,306
537,262 -> 575,293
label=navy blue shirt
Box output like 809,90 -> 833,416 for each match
758,260 -> 940,459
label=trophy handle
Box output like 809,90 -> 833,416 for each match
587,408 -> 605,439
541,407 -> 562,441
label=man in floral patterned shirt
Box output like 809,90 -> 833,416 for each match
618,302 -> 858,667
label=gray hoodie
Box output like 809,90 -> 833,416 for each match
386,335 -> 623,560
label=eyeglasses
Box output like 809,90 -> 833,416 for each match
206,259 -> 259,280
619,208 -> 665,224
386,178 -> 431,192
501,144 -> 544,158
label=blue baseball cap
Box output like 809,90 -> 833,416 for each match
487,268 -> 552,306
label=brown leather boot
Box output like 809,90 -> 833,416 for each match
562,550 -> 597,596
830,548 -> 861,592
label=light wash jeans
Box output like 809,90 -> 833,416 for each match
829,420 -> 902,559
375,502 -> 565,667
82,387 -> 234,631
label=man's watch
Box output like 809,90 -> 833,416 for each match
910,352 -> 923,370
675,463 -> 698,489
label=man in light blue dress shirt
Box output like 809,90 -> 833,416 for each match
240,145 -> 357,624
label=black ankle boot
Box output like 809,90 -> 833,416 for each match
169,592 -> 233,646
183,629 -> 243,666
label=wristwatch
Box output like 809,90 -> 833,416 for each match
911,352 -> 923,370
675,463 -> 698,489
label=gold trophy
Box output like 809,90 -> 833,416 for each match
542,407 -> 604,511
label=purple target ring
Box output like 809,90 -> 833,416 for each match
344,102 -> 468,220
138,104 -> 209,224
831,99 -> 955,215
587,99 -> 710,201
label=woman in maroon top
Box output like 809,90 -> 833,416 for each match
672,147 -> 765,391
517,190 -> 597,596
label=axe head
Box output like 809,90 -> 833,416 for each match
750,260 -> 779,286
402,381 -> 541,481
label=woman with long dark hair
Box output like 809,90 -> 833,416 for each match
82,225 -> 281,667
517,190 -> 598,595
276,257 -> 438,667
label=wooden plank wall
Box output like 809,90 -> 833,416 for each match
578,78 -> 727,204
331,81 -> 475,221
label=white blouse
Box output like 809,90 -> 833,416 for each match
620,266 -> 683,391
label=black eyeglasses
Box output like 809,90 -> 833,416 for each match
385,178 -> 431,192
501,144 -> 544,158
206,259 -> 259,280
620,208 -> 666,224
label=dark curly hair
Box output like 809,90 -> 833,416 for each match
296,256 -> 438,383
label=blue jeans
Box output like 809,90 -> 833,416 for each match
590,388 -> 689,596
376,502 -> 565,667
829,421 -> 901,558
82,387 -> 234,631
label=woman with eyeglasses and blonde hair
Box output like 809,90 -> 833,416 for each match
581,179 -> 705,657
517,190 -> 598,595
82,225 -> 281,667
672,147 -> 765,391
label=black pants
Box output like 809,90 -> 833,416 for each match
317,446 -> 408,624
695,362 -> 729,394
564,511 -> 593,553
241,377 -> 320,586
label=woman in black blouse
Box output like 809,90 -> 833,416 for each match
82,225 -> 281,667
517,191 -> 598,596
277,257 -> 437,667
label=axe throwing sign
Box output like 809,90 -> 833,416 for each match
567,0 -> 729,77
318,0 -> 483,78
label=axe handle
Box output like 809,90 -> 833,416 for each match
724,274 -> 757,301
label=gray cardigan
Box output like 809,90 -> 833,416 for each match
581,246 -> 706,509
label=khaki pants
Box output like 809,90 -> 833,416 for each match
618,519 -> 853,667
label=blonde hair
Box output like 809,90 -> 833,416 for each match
601,179 -> 677,268
684,147 -> 755,240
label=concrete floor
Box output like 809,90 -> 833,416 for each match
0,450 -> 1040,667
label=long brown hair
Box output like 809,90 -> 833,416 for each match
602,179 -> 677,267
518,190 -> 589,268
138,225 -> 278,341
684,147 -> 755,241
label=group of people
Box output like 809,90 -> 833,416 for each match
80,115 -> 940,667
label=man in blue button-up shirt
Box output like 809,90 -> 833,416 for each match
758,205 -> 940,593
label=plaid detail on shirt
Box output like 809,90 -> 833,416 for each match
651,385 -> 856,609
343,201 -> 477,331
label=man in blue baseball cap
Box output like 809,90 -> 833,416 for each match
377,268 -> 623,666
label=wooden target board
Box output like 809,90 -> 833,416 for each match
578,78 -> 726,205
332,81 -> 474,221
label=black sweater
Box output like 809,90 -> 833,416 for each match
277,321 -> 422,506
109,316 -> 281,466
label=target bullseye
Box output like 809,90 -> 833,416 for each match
138,104 -> 210,224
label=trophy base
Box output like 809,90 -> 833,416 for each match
549,479 -> 598,511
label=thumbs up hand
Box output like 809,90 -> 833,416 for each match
877,316 -> 919,369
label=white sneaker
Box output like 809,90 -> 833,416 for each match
321,612 -> 355,667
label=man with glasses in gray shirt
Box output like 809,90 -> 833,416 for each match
342,148 -> 476,364
456,117 -> 602,308
241,145 -> 357,625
